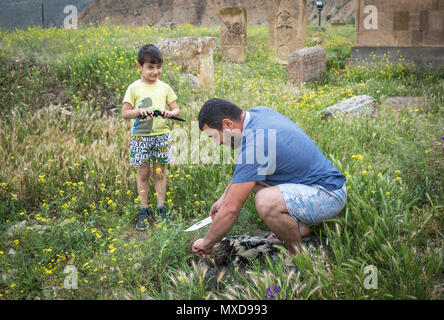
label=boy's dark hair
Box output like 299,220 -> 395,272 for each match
138,44 -> 163,66
198,98 -> 243,131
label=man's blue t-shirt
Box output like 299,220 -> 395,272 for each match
232,106 -> 346,191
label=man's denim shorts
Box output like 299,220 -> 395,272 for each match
277,183 -> 347,225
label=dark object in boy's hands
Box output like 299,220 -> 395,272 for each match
139,110 -> 185,122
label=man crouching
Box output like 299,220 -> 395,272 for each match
192,98 -> 346,259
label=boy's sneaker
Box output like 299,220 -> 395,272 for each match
136,207 -> 153,231
156,206 -> 167,221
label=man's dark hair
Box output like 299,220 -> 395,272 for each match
138,44 -> 163,66
198,98 -> 243,131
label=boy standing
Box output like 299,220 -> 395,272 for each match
122,44 -> 180,231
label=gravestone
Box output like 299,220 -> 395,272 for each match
269,0 -> 308,64
320,95 -> 377,119
156,37 -> 216,89
287,46 -> 326,85
383,96 -> 426,112
220,7 -> 247,63
351,0 -> 444,69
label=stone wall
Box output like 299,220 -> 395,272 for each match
355,0 -> 444,47
79,0 -> 354,27
351,0 -> 444,69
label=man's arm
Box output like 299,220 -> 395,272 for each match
209,179 -> 232,219
192,181 -> 256,254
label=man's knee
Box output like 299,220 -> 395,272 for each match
254,187 -> 285,218
254,190 -> 269,217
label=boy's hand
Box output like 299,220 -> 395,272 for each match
138,108 -> 153,120
161,110 -> 173,119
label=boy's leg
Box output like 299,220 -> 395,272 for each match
136,164 -> 151,207
152,162 -> 166,208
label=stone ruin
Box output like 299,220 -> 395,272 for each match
156,37 -> 216,89
351,0 -> 444,69
287,46 -> 326,85
220,7 -> 248,64
268,0 -> 308,64
320,95 -> 378,120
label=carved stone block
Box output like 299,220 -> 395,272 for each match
220,7 -> 247,63
156,37 -> 216,89
288,46 -> 326,85
269,0 -> 307,64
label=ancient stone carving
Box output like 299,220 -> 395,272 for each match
156,37 -> 216,89
220,7 -> 247,63
269,0 -> 307,64
288,46 -> 326,85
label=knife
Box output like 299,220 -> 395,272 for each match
184,216 -> 212,232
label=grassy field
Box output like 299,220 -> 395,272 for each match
0,22 -> 443,300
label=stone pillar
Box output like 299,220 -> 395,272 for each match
156,37 -> 216,89
220,7 -> 247,63
268,1 -> 276,50
269,0 -> 307,64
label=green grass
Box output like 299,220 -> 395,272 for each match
0,23 -> 443,300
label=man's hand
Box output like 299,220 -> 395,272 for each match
192,181 -> 256,257
192,238 -> 212,256
209,198 -> 222,220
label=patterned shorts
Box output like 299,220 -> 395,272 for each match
277,184 -> 347,225
129,134 -> 172,167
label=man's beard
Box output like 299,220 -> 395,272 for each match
223,129 -> 242,149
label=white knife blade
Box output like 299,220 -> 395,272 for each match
184,216 -> 212,232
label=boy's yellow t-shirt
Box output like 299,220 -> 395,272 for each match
123,79 -> 177,136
